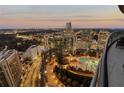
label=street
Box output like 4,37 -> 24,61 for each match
20,57 -> 41,87
45,58 -> 64,87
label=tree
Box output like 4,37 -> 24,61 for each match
62,76 -> 67,82
23,57 -> 32,64
66,78 -> 72,85
53,37 -> 65,65
72,80 -> 80,87
57,73 -> 62,79
80,84 -> 84,87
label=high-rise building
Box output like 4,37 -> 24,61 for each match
66,22 -> 72,31
98,30 -> 110,50
75,30 -> 91,52
44,34 -> 49,50
23,45 -> 43,60
63,22 -> 75,54
0,49 -> 22,87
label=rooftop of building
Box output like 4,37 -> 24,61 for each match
0,49 -> 16,63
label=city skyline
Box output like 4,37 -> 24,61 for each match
0,22 -> 108,87
0,5 -> 124,29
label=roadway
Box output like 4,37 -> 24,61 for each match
45,58 -> 65,87
20,57 -> 41,87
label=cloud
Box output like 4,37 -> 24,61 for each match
30,18 -> 124,22
115,18 -> 124,22
69,15 -> 94,18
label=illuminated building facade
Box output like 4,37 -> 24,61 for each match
63,22 -> 76,55
23,45 -> 43,60
0,49 -> 22,87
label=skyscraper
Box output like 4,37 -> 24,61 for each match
66,22 -> 72,31
63,22 -> 75,55
0,49 -> 22,87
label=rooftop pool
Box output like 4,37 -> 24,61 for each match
79,58 -> 90,63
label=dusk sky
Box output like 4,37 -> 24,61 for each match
0,5 -> 124,29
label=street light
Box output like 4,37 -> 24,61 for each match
45,70 -> 47,74
55,80 -> 58,84
52,75 -> 55,79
